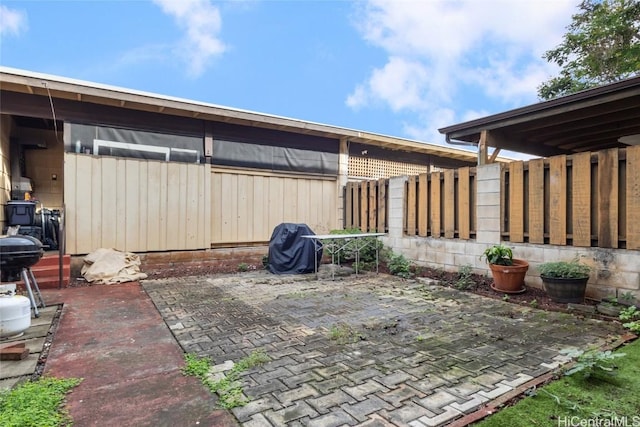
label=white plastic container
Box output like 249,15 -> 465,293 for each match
0,286 -> 31,339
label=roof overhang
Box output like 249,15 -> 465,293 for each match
0,67 -> 482,165
438,76 -> 640,158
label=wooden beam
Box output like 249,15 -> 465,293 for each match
478,130 -> 488,165
489,148 -> 502,163
627,146 -> 640,249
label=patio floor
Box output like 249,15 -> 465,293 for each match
142,271 -> 625,427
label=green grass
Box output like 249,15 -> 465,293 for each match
182,350 -> 269,409
476,339 -> 640,426
0,377 -> 82,427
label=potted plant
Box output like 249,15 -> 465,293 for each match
481,244 -> 529,293
538,259 -> 591,304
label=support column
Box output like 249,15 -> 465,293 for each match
336,137 -> 349,229
387,176 -> 408,243
476,163 -> 502,244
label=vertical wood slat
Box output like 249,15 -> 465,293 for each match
598,149 -> 619,248
360,181 -> 368,232
351,183 -> 360,229
368,180 -> 377,232
509,161 -> 525,242
406,175 -> 417,236
458,167 -> 470,239
443,169 -> 455,238
430,172 -> 441,237
64,154 -> 210,254
528,159 -> 545,244
572,152 -> 592,246
377,179 -> 386,232
418,173 -> 428,237
627,146 -> 640,249
549,156 -> 567,245
345,182 -> 353,228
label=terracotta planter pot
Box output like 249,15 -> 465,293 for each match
489,258 -> 529,293
542,276 -> 588,303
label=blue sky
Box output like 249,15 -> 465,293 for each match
0,0 -> 577,149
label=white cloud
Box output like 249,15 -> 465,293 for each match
0,5 -> 28,37
348,0 -> 576,142
152,0 -> 226,77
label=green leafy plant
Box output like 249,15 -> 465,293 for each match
387,253 -> 413,279
481,244 -> 513,266
326,228 -> 383,265
454,265 -> 475,290
502,294 -> 510,302
538,259 -> 591,279
560,348 -> 626,380
619,306 -> 640,333
262,255 -> 269,269
237,263 -> 249,272
0,377 -> 82,427
529,299 -> 539,308
182,350 -> 269,409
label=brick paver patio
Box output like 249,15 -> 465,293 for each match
142,271 -> 624,426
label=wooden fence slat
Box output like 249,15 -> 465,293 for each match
549,156 -> 567,245
572,152 -> 592,246
418,173 -> 428,236
431,172 -> 441,237
377,179 -> 386,233
360,181 -> 368,232
598,149 -> 619,248
407,176 -> 417,236
627,146 -> 640,249
345,182 -> 353,228
444,169 -> 455,238
352,183 -> 360,229
368,180 -> 377,232
528,159 -> 545,244
458,167 -> 470,239
509,162 -> 524,242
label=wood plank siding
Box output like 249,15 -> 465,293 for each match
64,153 -> 211,254
211,168 -> 337,245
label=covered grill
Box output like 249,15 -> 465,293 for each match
0,235 -> 43,281
0,235 -> 45,317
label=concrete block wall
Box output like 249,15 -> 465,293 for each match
381,164 -> 640,302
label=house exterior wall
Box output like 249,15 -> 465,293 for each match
0,115 -> 11,229
381,170 -> 640,301
64,153 -> 212,254
23,128 -> 64,209
211,167 -> 338,246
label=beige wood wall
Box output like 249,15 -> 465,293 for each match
211,167 -> 338,245
64,153 -> 211,254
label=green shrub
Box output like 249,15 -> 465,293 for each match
538,259 -> 591,278
325,228 -> 383,264
388,253 -> 413,279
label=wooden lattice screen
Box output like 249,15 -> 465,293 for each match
349,156 -> 429,179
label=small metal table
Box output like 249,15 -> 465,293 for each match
301,233 -> 386,279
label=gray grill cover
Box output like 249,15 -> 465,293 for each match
267,223 -> 322,274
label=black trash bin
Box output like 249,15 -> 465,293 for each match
267,223 -> 322,274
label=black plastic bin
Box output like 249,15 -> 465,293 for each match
5,201 -> 36,226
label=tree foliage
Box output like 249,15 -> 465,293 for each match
538,0 -> 640,100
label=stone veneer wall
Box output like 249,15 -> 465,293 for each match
381,166 -> 640,301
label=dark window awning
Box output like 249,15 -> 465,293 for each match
439,76 -> 640,158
